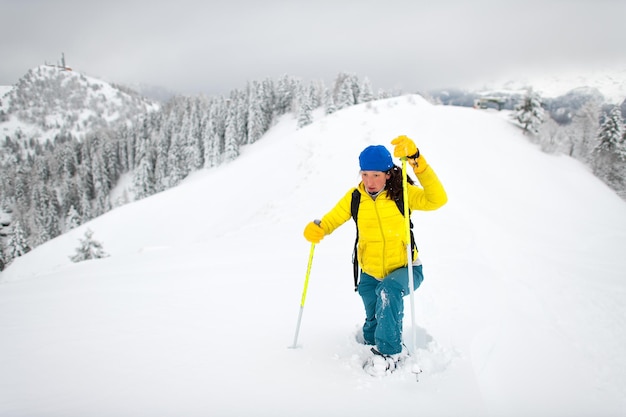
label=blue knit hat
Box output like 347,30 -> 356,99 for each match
359,145 -> 393,171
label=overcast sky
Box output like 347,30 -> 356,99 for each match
1,0 -> 625,95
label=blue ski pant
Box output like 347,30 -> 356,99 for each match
357,265 -> 423,355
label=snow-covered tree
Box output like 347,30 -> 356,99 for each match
324,89 -> 336,115
80,190 -> 93,223
570,99 -> 604,162
188,99 -> 205,170
203,98 -> 227,169
30,183 -> 60,245
513,89 -> 545,135
58,177 -> 81,220
297,84 -> 313,129
166,109 -> 190,188
133,130 -> 157,200
595,106 -> 625,157
0,242 -> 5,271
334,73 -> 359,110
358,77 -> 374,103
248,80 -> 271,144
223,91 -> 247,162
6,220 -> 30,262
223,106 -> 240,162
13,166 -> 30,214
69,228 -> 109,263
274,74 -> 296,115
65,205 -> 81,231
592,106 -> 626,193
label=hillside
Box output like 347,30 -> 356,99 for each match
1,95 -> 626,416
0,65 -> 159,144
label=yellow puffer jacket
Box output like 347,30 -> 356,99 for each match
319,165 -> 447,279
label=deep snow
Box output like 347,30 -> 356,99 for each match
1,95 -> 626,417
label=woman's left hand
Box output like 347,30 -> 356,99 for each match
391,135 -> 418,158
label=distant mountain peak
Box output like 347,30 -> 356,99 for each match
0,65 -> 160,143
478,65 -> 626,104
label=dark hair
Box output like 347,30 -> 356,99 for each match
385,164 -> 414,202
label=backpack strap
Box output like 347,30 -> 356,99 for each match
350,189 -> 361,292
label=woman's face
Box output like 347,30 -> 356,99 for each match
361,170 -> 390,194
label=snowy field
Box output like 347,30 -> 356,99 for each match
1,95 -> 626,417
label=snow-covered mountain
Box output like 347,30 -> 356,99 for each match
472,65 -> 626,104
0,65 -> 159,144
1,95 -> 626,416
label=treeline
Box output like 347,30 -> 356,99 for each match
432,87 -> 626,199
0,72 -> 383,269
532,91 -> 626,197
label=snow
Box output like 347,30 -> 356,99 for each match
0,67 -> 160,144
475,65 -> 626,104
2,95 -> 626,416
0,85 -> 10,99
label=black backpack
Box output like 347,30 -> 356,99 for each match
350,189 -> 417,291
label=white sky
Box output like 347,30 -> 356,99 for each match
1,0 -> 625,95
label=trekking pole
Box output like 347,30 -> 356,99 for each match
401,157 -> 422,381
289,242 -> 316,349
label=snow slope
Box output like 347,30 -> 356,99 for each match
1,95 -> 626,417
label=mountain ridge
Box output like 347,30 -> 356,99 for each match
0,65 -> 159,144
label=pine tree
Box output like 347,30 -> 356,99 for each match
166,99 -> 194,187
102,139 -> 120,190
203,97 -> 227,168
592,106 -> 626,193
133,129 -> 157,199
224,108 -> 240,162
58,177 -> 81,222
6,220 -> 30,263
223,92 -> 244,162
80,190 -> 92,223
65,205 -> 81,231
190,98 -> 205,169
167,135 -> 187,187
91,152 -> 110,217
324,89 -> 336,115
14,166 -> 30,214
275,74 -> 296,115
595,106 -> 625,156
153,129 -> 170,192
30,183 -> 60,245
248,80 -> 272,144
234,90 -> 249,145
69,228 -> 109,263
335,73 -> 358,110
116,125 -> 131,173
513,89 -> 545,135
297,84 -> 313,128
0,242 -> 5,271
358,77 -> 374,104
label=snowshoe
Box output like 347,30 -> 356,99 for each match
362,346 -> 408,377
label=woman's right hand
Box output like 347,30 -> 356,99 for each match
303,220 -> 324,243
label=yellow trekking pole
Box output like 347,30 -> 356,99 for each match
401,157 -> 422,380
289,241 -> 316,349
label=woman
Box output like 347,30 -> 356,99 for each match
303,135 -> 447,376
